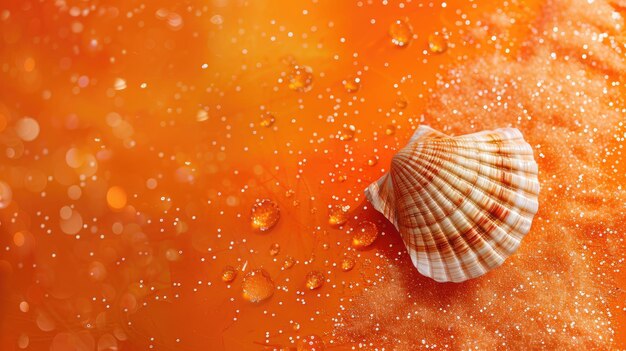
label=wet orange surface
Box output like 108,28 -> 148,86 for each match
1,0 -> 625,350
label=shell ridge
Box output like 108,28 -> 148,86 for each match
365,174 -> 399,230
396,149 -> 480,281
414,142 -> 539,176
414,139 -> 534,159
390,156 -> 449,280
452,128 -> 523,142
406,146 -> 535,247
392,152 -> 469,281
404,142 -> 529,258
416,166 -> 514,261
401,150 -> 506,279
412,145 -> 539,198
407,145 -> 539,220
412,143 -> 540,215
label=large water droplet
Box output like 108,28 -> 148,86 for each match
343,77 -> 361,93
328,204 -> 349,226
352,221 -> 379,249
259,111 -> 275,128
221,266 -> 237,283
288,65 -> 314,92
250,199 -> 280,232
242,269 -> 275,303
305,270 -> 325,290
428,32 -> 448,54
341,258 -> 355,272
389,19 -> 413,47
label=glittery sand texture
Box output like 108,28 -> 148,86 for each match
334,0 -> 626,349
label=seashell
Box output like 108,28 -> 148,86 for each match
365,125 -> 540,282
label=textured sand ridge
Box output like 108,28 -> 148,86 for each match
334,0 -> 626,349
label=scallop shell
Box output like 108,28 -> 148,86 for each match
365,125 -> 539,282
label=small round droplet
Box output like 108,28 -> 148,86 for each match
269,243 -> 280,256
428,32 -> 448,54
328,204 -> 349,226
341,258 -> 355,272
242,269 -> 275,303
352,221 -> 379,249
251,199 -> 280,232
259,112 -> 275,128
385,125 -> 396,136
367,157 -> 379,167
288,65 -> 314,92
297,334 -> 325,351
305,270 -> 325,290
343,77 -> 360,93
283,256 -> 295,269
339,125 -> 355,141
395,97 -> 408,109
389,19 -> 413,47
221,266 -> 237,283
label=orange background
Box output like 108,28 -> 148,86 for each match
0,0 -> 625,350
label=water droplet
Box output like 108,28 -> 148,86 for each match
0,181 -> 12,208
288,65 -> 314,92
269,243 -> 280,256
250,199 -> 280,232
385,125 -> 396,135
221,266 -> 237,283
352,221 -> 379,249
297,334 -> 325,351
338,125 -> 355,141
428,32 -> 448,54
389,19 -> 413,47
367,157 -> 379,166
395,97 -> 408,109
343,77 -> 361,93
328,205 -> 349,226
242,269 -> 275,303
305,270 -> 325,290
341,258 -> 355,272
259,111 -> 275,128
283,256 -> 295,269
